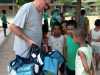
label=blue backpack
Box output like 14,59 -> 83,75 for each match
43,50 -> 64,75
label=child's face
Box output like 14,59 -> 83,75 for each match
43,38 -> 48,45
62,23 -> 67,34
67,25 -> 74,35
53,26 -> 61,37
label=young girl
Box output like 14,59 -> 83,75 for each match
90,19 -> 100,70
48,25 -> 64,55
75,29 -> 95,75
48,24 -> 65,75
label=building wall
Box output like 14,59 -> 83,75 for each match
0,5 -> 9,11
0,4 -> 18,16
0,0 -> 16,3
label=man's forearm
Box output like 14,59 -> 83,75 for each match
9,23 -> 33,46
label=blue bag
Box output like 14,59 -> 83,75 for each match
16,63 -> 34,75
50,50 -> 64,65
43,56 -> 58,75
8,60 -> 34,75
8,44 -> 43,75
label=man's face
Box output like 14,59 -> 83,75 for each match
39,0 -> 51,11
44,0 -> 51,10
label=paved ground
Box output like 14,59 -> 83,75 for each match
0,34 -> 15,75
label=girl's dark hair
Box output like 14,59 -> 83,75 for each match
95,19 -> 100,26
51,24 -> 62,32
68,20 -> 77,28
81,10 -> 86,15
61,20 -> 68,26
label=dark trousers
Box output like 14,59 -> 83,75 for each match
3,28 -> 7,37
66,66 -> 75,75
3,23 -> 7,37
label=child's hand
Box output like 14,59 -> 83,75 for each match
48,46 -> 52,52
90,68 -> 96,75
89,70 -> 95,75
43,44 -> 52,53
86,68 -> 95,75
43,44 -> 48,52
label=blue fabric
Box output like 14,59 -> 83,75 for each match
43,56 -> 58,75
16,63 -> 34,75
50,50 -> 64,65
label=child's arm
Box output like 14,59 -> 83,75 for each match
92,38 -> 100,42
78,51 -> 91,75
90,58 -> 96,75
87,30 -> 92,43
63,35 -> 67,59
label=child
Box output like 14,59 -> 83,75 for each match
90,19 -> 100,70
1,10 -> 8,37
65,20 -> 79,75
61,20 -> 68,35
48,24 -> 64,55
48,24 -> 65,75
75,29 -> 95,75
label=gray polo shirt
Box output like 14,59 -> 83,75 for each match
13,2 -> 42,58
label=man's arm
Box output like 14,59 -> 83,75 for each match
9,23 -> 34,46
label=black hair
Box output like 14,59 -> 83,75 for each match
95,19 -> 100,26
61,20 -> 68,26
67,20 -> 77,28
51,23 -> 62,32
2,10 -> 6,14
81,9 -> 86,15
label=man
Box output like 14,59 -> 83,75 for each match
10,0 -> 51,58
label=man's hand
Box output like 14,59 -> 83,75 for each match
26,39 -> 35,47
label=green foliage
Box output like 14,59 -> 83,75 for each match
96,0 -> 100,5
57,0 -> 73,3
16,0 -> 32,6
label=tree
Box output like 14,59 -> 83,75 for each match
96,0 -> 100,15
75,0 -> 81,24
57,0 -> 73,4
16,0 -> 32,6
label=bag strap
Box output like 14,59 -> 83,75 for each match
21,44 -> 40,57
21,47 -> 30,56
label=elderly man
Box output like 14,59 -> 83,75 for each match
9,0 -> 52,74
10,0 -> 51,58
